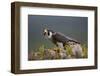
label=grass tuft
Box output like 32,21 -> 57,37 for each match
28,44 -> 88,60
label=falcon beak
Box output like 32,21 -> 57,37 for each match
43,32 -> 46,36
43,29 -> 48,36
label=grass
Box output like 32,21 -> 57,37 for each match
64,45 -> 73,57
38,45 -> 45,59
82,44 -> 88,58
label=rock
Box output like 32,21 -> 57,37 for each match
44,49 -> 57,59
30,52 -> 42,60
70,44 -> 83,58
29,48 -> 73,60
28,52 -> 34,60
58,49 -> 68,59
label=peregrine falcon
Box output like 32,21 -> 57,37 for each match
43,28 -> 83,58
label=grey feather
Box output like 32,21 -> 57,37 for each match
52,32 -> 80,44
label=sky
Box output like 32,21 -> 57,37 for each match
28,15 -> 88,52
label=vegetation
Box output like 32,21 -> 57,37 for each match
28,44 -> 88,60
82,44 -> 88,58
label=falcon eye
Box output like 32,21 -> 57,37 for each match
48,32 -> 50,36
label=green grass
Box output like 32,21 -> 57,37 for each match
82,44 -> 88,58
38,45 -> 45,59
64,45 -> 73,57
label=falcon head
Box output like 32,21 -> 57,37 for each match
43,28 -> 55,39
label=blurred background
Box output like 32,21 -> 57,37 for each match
28,15 -> 88,52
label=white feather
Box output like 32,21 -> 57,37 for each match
48,32 -> 52,38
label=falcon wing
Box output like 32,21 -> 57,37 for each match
52,32 -> 80,44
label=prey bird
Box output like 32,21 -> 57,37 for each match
43,28 -> 83,58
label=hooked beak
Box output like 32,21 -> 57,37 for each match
43,29 -> 48,36
43,32 -> 46,36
